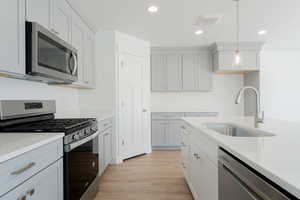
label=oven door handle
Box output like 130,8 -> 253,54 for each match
65,131 -> 99,152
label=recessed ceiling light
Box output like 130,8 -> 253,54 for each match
147,5 -> 159,13
258,30 -> 268,35
195,30 -> 204,35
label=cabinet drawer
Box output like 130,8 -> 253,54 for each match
0,139 -> 63,196
1,159 -> 63,200
99,118 -> 113,132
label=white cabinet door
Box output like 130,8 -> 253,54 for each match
151,54 -> 167,91
53,0 -> 71,42
182,54 -> 198,91
182,53 -> 212,91
98,132 -> 105,175
0,0 -> 25,75
151,121 -> 166,147
103,128 -> 112,169
71,13 -> 85,84
214,51 -> 259,72
166,54 -> 182,91
190,144 -> 218,200
166,120 -> 182,147
26,0 -> 52,30
1,159 -> 63,200
83,29 -> 95,87
151,54 -> 182,91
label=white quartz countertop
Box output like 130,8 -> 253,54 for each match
0,133 -> 64,163
183,116 -> 300,199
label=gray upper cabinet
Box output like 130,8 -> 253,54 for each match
52,0 -> 72,42
151,54 -> 182,91
151,54 -> 167,91
151,48 -> 212,92
166,54 -> 183,91
210,42 -> 264,74
0,0 -> 26,75
26,0 -> 52,30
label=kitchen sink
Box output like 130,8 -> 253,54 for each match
204,123 -> 275,137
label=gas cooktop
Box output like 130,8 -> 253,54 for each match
0,118 -> 96,133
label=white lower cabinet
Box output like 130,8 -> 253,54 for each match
190,144 -> 218,200
1,159 -> 63,200
103,127 -> 113,169
98,119 -> 113,176
151,120 -> 182,149
181,124 -> 218,200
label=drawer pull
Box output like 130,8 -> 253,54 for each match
193,153 -> 200,159
11,162 -> 36,175
27,188 -> 35,196
181,126 -> 186,130
17,195 -> 26,200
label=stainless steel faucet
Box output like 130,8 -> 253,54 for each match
235,86 -> 264,128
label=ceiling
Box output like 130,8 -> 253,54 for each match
71,0 -> 300,49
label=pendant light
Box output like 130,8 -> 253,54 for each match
233,0 -> 241,66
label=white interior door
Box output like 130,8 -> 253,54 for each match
119,53 -> 148,160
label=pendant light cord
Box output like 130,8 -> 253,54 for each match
236,0 -> 240,52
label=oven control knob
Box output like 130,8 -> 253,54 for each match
73,134 -> 80,140
85,128 -> 91,135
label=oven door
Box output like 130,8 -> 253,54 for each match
64,131 -> 99,200
26,21 -> 78,83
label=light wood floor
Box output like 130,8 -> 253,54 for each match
95,150 -> 194,200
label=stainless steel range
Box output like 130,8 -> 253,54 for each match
0,100 -> 99,200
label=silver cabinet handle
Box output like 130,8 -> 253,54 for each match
27,188 -> 35,196
51,28 -> 60,35
181,126 -> 186,130
193,153 -> 200,159
11,162 -> 36,175
181,142 -> 186,146
182,163 -> 186,169
18,195 -> 26,200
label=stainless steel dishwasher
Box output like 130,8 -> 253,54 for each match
219,148 -> 294,200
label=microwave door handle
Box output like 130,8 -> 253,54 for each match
71,52 -> 78,75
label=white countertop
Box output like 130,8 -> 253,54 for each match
183,116 -> 300,198
0,133 -> 64,163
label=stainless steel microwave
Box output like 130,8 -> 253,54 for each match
26,22 -> 78,83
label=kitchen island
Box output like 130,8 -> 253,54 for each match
182,116 -> 300,199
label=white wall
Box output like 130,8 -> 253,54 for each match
260,50 -> 300,122
151,75 -> 245,116
0,78 -> 80,117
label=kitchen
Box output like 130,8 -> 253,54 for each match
0,0 -> 300,200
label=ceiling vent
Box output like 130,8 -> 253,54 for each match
195,15 -> 222,30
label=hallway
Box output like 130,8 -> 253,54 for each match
95,151 -> 194,200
